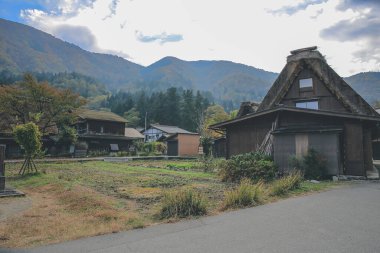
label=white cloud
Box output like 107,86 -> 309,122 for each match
18,0 -> 380,76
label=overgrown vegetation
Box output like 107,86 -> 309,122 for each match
270,171 -> 304,196
290,149 -> 327,180
222,178 -> 264,210
219,152 -> 277,182
160,188 -> 207,218
1,159 -> 341,248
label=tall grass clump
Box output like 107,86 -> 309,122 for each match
219,152 -> 277,182
160,188 -> 207,218
271,171 -> 304,196
222,178 -> 264,210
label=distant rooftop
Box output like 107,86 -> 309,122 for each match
125,127 -> 144,139
149,124 -> 193,134
77,109 -> 127,123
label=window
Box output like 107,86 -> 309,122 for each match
299,78 -> 313,88
295,100 -> 318,110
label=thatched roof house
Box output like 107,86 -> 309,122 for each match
211,47 -> 380,177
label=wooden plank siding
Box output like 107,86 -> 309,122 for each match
177,134 -> 200,157
344,121 -> 365,176
281,68 -> 350,113
226,114 -> 276,158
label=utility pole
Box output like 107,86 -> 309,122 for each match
145,111 -> 148,131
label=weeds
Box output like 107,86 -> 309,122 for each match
160,188 -> 207,218
271,171 -> 303,196
222,178 -> 264,210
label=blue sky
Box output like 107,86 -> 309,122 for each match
0,0 -> 44,22
0,0 -> 379,76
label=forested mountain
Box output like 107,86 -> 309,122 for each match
0,70 -> 108,98
344,72 -> 380,105
0,18 -> 379,108
0,18 -> 276,106
0,18 -> 142,88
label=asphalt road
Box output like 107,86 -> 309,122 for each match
3,181 -> 380,253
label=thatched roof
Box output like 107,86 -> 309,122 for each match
77,109 -> 127,123
236,101 -> 260,118
257,47 -> 378,117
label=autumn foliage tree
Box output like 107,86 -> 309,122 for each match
0,74 -> 85,134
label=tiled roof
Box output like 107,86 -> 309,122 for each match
150,124 -> 193,134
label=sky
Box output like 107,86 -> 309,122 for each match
0,0 -> 379,76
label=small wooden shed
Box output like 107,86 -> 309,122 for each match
165,133 -> 200,157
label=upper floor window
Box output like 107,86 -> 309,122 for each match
299,78 -> 313,89
296,100 -> 318,110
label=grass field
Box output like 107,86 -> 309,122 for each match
0,160 -> 342,248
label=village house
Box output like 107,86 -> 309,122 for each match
143,124 -> 194,142
74,109 -> 132,154
143,124 -> 200,156
211,47 -> 380,177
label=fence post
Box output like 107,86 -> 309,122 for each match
0,145 -> 5,192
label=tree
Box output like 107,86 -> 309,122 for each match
180,90 -> 196,131
123,108 -> 141,128
197,105 -> 230,156
0,74 -> 85,134
13,122 -> 42,175
165,87 -> 181,126
197,105 -> 230,138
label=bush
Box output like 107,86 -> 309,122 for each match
219,152 -> 277,182
290,149 -> 327,180
271,171 -> 303,196
160,188 -> 207,218
143,142 -> 167,155
193,156 -> 224,173
222,178 -> 264,210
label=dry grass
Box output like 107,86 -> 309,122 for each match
1,160 -> 341,249
0,184 -> 142,248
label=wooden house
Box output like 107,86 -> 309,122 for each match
165,133 -> 200,156
75,109 -> 131,153
211,47 -> 380,177
143,124 -> 193,142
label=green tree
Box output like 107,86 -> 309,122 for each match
123,108 -> 141,128
165,87 -> 181,126
13,122 -> 42,175
180,90 -> 196,131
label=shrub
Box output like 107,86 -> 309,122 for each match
222,178 -> 264,210
143,142 -> 167,155
160,188 -> 207,218
289,149 -> 327,180
200,136 -> 213,156
271,171 -> 303,196
219,152 -> 277,182
193,156 -> 224,173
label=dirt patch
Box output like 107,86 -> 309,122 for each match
0,197 -> 32,221
0,184 -> 143,248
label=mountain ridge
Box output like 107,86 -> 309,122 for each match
0,18 -> 379,106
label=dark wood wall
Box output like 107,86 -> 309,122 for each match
225,110 -> 376,176
281,68 -> 350,113
226,113 -> 276,158
88,120 -> 125,135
